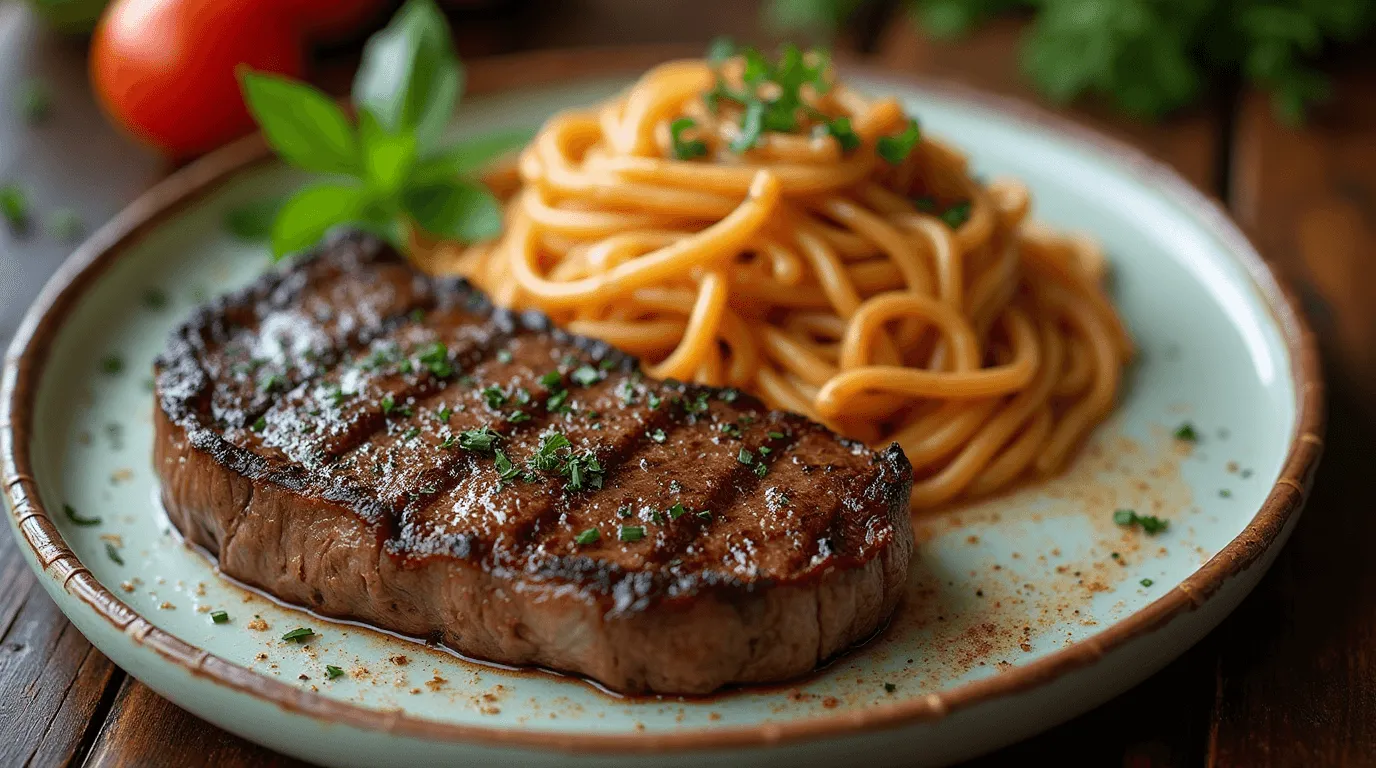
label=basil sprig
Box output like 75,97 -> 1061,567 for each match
237,0 -> 530,260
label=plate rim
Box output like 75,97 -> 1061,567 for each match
0,44 -> 1325,754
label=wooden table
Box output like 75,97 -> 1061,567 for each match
3,1 -> 1375,764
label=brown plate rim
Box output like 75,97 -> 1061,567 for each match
1,44 -> 1325,755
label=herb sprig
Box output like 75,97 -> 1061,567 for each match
236,0 -> 533,260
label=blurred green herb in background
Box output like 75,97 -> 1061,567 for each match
766,0 -> 1376,124
234,0 -> 531,260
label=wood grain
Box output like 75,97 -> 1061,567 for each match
85,679 -> 312,768
1207,67 -> 1376,767
0,531 -> 120,768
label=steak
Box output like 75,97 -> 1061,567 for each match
154,231 -> 913,694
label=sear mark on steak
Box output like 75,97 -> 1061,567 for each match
154,231 -> 915,694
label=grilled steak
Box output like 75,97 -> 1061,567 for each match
154,232 -> 913,694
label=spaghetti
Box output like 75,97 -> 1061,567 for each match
421,46 -> 1133,510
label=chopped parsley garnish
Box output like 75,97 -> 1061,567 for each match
507,409 -> 531,423
482,386 -> 507,409
438,434 -> 456,449
753,462 -> 768,478
617,505 -> 632,518
1173,422 -> 1200,442
1219,488 -> 1232,498
876,119 -> 922,164
575,527 -> 600,545
618,525 -> 646,542
258,372 -> 285,392
684,391 -> 711,414
100,354 -> 124,375
696,510 -> 713,522
668,502 -> 688,520
719,388 -> 739,403
1140,578 -> 1154,588
546,389 -> 570,413
767,431 -> 786,440
435,405 -> 452,422
1113,509 -> 1169,535
104,542 -> 123,565
381,394 -> 397,415
669,117 -> 708,160
648,428 -> 667,443
251,416 -> 267,433
417,341 -> 452,378
737,448 -> 754,464
562,450 -> 604,491
496,349 -> 513,364
325,664 -> 345,679
647,392 -> 662,410
63,504 -> 102,526
458,425 -> 501,454
822,117 -> 860,151
759,446 -> 772,455
531,433 -> 572,471
719,422 -> 742,438
708,42 -> 830,153
940,200 -> 972,230
401,427 -> 420,441
211,610 -> 230,624
281,627 -> 315,642
571,365 -> 600,387
494,448 -> 524,483
538,371 -> 563,389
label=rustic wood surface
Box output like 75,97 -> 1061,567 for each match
0,1 -> 1372,765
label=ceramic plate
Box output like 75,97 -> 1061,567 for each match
2,49 -> 1322,767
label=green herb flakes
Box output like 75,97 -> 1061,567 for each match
618,525 -> 646,542
458,425 -> 501,454
63,504 -> 102,526
737,448 -> 754,465
575,528 -> 601,545
571,365 -> 600,387
1140,578 -> 1154,588
876,119 -> 922,164
281,627 -> 315,642
105,541 -> 123,566
1173,422 -> 1200,442
326,664 -> 345,679
211,610 -> 230,624
668,502 -> 687,520
1113,509 -> 1169,535
669,117 -> 708,160
648,428 -> 667,444
251,416 -> 267,433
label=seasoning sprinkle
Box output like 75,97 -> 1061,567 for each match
1173,422 -> 1200,442
1113,509 -> 1169,535
1140,578 -> 1154,588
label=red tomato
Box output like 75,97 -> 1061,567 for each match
285,0 -> 388,43
91,0 -> 306,159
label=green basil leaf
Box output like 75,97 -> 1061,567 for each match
352,0 -> 463,152
225,197 -> 285,241
401,179 -> 502,243
359,109 -> 418,198
270,184 -> 371,260
413,128 -> 534,183
239,71 -> 359,175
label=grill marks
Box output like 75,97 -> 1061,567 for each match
157,232 -> 911,604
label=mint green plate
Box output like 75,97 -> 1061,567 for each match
2,52 -> 1322,767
